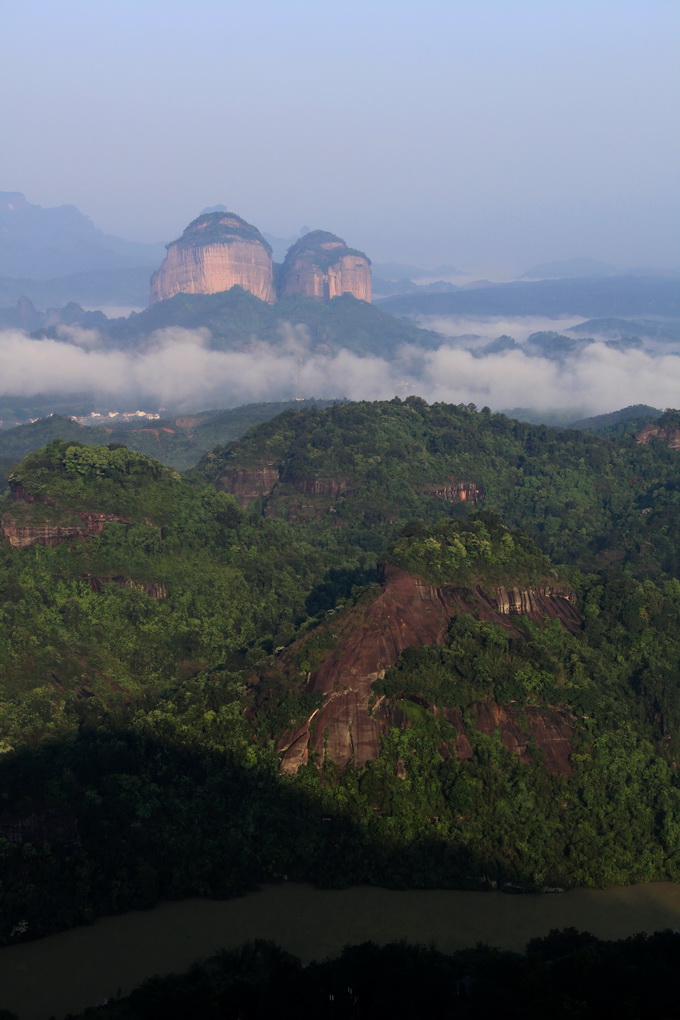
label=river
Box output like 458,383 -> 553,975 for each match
2,882 -> 680,1020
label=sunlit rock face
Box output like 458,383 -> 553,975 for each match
150,212 -> 275,304
278,230 -> 372,302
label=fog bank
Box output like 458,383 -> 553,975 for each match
1,326 -> 678,417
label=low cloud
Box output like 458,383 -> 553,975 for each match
0,325 -> 678,417
414,314 -> 586,343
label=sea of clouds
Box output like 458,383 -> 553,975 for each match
1,318 -> 678,417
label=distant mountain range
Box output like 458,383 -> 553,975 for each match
379,275 -> 680,319
0,191 -> 165,279
0,267 -> 153,312
566,318 -> 680,343
521,257 -> 679,280
3,192 -> 678,318
520,257 -> 620,279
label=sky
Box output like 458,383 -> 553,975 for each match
2,0 -> 679,274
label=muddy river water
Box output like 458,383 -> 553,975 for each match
2,881 -> 680,1019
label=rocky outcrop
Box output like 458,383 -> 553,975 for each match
440,704 -> 574,774
1,511 -> 132,549
216,464 -> 484,520
88,576 -> 167,599
276,564 -> 579,774
215,464 -> 355,515
491,585 -> 579,626
215,463 -> 279,508
279,475 -> 353,497
636,423 -> 680,450
424,480 -> 484,504
150,212 -> 275,305
1,482 -> 132,549
278,230 -> 371,302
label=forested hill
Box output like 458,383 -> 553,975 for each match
0,399 -> 344,477
196,398 -> 680,577
35,288 -> 444,355
2,405 -> 680,945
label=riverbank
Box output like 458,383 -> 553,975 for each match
2,882 -> 680,1020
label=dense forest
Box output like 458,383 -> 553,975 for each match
1,400 -> 680,949
0,400 -> 344,478
36,930 -> 680,1020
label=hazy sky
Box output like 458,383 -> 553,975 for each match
2,0 -> 679,273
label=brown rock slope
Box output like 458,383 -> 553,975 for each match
150,211 -> 275,304
276,564 -> 579,775
636,423 -> 680,450
278,230 -> 371,302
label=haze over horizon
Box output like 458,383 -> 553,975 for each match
2,0 -> 679,275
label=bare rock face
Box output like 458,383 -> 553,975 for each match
636,423 -> 680,450
215,462 -> 355,516
88,576 -> 167,599
424,480 -> 484,504
1,515 -> 128,549
150,212 -> 275,305
1,481 -> 133,549
215,463 -> 279,509
278,230 -> 371,302
276,565 -> 579,775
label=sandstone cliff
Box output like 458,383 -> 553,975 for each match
275,564 -> 579,775
424,480 -> 484,504
1,482 -> 132,549
215,462 -> 281,508
215,460 -> 355,514
635,422 -> 680,450
1,513 -> 131,549
150,212 -> 275,305
278,230 -> 371,302
215,462 -> 480,520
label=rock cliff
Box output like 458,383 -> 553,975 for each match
215,461 -> 355,516
87,576 -> 167,599
1,514 -> 130,549
215,463 -> 280,508
636,423 -> 680,450
424,480 -> 484,504
275,564 -> 579,775
278,230 -> 371,302
150,212 -> 275,305
1,481 -> 132,549
215,463 -> 482,521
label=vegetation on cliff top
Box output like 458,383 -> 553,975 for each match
280,229 -> 371,275
388,515 -> 556,588
168,211 -> 273,254
10,439 -> 181,520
